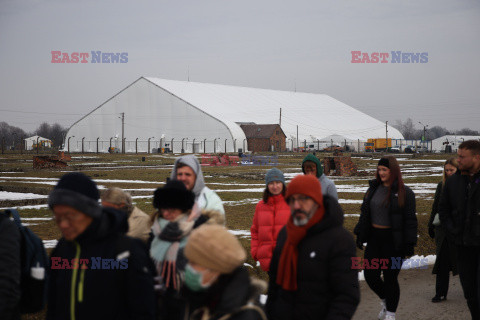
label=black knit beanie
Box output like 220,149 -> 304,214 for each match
153,180 -> 195,212
378,157 -> 390,168
48,172 -> 102,218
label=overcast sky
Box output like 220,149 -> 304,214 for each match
1,0 -> 479,133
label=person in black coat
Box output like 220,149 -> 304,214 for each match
0,211 -> 21,320
439,140 -> 480,319
354,156 -> 417,320
46,172 -> 156,320
427,158 -> 458,303
182,224 -> 267,320
266,175 -> 360,320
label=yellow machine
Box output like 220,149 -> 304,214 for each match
365,138 -> 391,152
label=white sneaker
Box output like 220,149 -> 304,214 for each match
378,301 -> 386,319
385,315 -> 395,320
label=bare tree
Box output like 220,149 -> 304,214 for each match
34,122 -> 67,148
393,118 -> 422,140
0,122 -> 28,149
456,128 -> 480,136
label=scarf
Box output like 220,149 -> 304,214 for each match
150,214 -> 195,290
276,205 -> 325,291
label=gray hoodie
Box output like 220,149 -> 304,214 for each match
170,155 -> 225,215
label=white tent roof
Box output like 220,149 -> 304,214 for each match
24,135 -> 51,142
145,77 -> 404,141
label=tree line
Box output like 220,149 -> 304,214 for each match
0,122 -> 67,149
394,118 -> 479,140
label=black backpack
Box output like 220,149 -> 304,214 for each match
3,209 -> 49,314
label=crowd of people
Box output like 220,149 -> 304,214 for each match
0,140 -> 479,320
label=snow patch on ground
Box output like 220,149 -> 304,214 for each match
0,204 -> 49,210
229,229 -> 251,239
216,188 -> 264,193
43,240 -> 58,248
223,198 -> 261,206
0,191 -> 47,200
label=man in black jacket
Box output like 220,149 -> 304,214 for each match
46,172 -> 156,320
0,212 -> 21,320
266,175 -> 359,320
439,140 -> 480,319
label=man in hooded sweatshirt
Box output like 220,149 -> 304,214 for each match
46,172 -> 156,320
170,155 -> 225,216
301,153 -> 338,200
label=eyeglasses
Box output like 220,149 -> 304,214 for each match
54,213 -> 83,225
288,195 -> 311,206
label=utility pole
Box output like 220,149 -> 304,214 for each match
419,121 -> 429,150
279,108 -> 282,126
121,112 -> 125,153
385,121 -> 388,152
296,125 -> 299,153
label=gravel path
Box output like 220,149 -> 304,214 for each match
353,265 -> 470,320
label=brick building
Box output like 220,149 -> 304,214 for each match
240,124 -> 286,152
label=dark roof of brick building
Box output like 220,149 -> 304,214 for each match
240,124 -> 286,139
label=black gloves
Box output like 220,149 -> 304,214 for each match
403,244 -> 414,257
159,222 -> 182,241
356,237 -> 364,250
428,226 -> 435,239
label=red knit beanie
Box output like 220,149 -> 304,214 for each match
285,175 -> 323,205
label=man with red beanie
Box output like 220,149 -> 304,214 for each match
266,175 -> 359,320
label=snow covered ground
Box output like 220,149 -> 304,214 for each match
0,191 -> 47,200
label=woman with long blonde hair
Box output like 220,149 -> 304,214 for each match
428,157 -> 459,302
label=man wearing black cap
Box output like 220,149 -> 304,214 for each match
46,172 -> 156,320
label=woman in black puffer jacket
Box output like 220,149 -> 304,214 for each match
427,157 -> 458,303
354,156 -> 417,320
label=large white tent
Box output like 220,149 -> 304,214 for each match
64,77 -> 404,153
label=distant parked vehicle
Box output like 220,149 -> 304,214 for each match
323,145 -> 343,152
389,146 -> 401,153
404,145 -> 416,153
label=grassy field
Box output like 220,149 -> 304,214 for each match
0,151 -> 452,319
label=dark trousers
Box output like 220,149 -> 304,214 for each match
364,228 -> 403,313
457,245 -> 480,320
435,241 -> 451,297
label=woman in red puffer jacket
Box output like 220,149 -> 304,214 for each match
250,168 -> 290,272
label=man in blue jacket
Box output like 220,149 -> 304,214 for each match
46,172 -> 156,320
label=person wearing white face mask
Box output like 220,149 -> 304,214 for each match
183,224 -> 267,320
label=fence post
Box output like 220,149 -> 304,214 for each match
225,139 -> 227,153
97,137 -> 100,154
203,139 -> 206,153
21,136 -> 24,154
214,139 -> 217,154
135,138 -> 138,154
82,137 -> 85,153
234,139 -> 236,152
